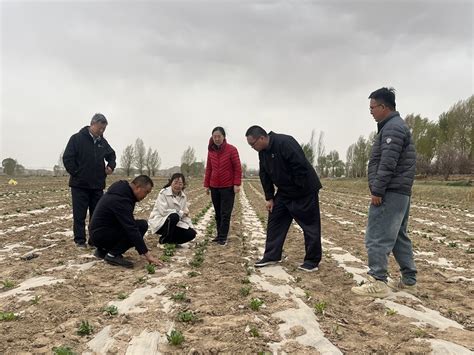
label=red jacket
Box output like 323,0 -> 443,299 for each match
204,138 -> 242,188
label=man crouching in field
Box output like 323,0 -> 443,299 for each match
352,87 -> 417,298
89,175 -> 163,269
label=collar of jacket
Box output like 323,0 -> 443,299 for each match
80,126 -> 103,142
162,186 -> 186,199
377,111 -> 399,133
265,131 -> 275,151
208,137 -> 227,151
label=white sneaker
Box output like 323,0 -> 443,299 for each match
351,276 -> 389,298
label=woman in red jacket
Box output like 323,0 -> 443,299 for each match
204,127 -> 242,245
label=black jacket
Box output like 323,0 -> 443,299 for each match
259,132 -> 322,200
63,126 -> 116,190
368,112 -> 416,197
89,180 -> 148,255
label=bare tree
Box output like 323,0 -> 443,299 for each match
316,131 -> 325,175
134,138 -> 146,175
149,149 -> 161,176
241,163 -> 248,178
181,146 -> 196,176
121,144 -> 135,176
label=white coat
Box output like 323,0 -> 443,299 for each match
148,186 -> 193,234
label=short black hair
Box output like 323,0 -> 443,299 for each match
91,113 -> 108,125
132,175 -> 153,188
212,126 -> 226,137
368,87 -> 396,110
245,125 -> 267,138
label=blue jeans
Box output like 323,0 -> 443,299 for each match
365,191 -> 417,285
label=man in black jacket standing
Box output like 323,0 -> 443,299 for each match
246,126 -> 323,272
63,113 -> 116,247
89,175 -> 163,268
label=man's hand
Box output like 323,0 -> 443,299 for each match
205,188 -> 210,195
234,185 -> 240,194
105,166 -> 113,175
371,195 -> 382,206
266,199 -> 274,213
142,252 -> 165,268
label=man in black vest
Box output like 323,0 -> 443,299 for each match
63,113 -> 116,247
246,125 -> 323,272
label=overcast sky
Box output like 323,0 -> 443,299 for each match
1,0 -> 472,170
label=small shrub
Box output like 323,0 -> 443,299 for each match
240,286 -> 251,297
103,305 -> 118,316
171,292 -> 186,301
167,329 -> 184,345
117,292 -> 128,300
160,255 -> 171,262
164,244 -> 176,256
314,301 -> 327,315
146,264 -> 156,274
249,298 -> 264,311
0,312 -> 17,321
77,320 -> 93,336
2,280 -> 15,289
241,277 -> 250,284
177,311 -> 196,323
52,346 -> 76,355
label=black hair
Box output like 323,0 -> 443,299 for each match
132,175 -> 153,188
245,125 -> 268,138
91,113 -> 108,125
212,126 -> 226,137
368,87 -> 396,110
163,173 -> 186,189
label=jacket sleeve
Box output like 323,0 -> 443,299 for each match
371,125 -> 406,197
281,136 -> 310,188
104,140 -> 116,170
114,202 -> 149,255
63,135 -> 79,176
203,152 -> 212,188
259,155 -> 275,200
231,146 -> 242,186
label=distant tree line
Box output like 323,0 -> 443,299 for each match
120,138 -> 162,176
301,95 -> 473,180
1,158 -> 25,176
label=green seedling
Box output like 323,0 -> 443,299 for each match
386,308 -> 397,316
304,291 -> 312,300
117,292 -> 128,300
167,329 -> 184,345
0,312 -> 17,321
2,280 -> 15,289
77,320 -> 93,336
241,277 -> 250,284
160,255 -> 171,262
240,286 -> 251,297
177,311 -> 197,323
52,346 -> 76,355
413,327 -> 427,338
294,276 -> 302,283
146,264 -> 156,274
164,244 -> 176,256
448,241 -> 458,248
246,267 -> 253,276
103,305 -> 118,316
249,326 -> 260,337
171,292 -> 186,301
31,295 -> 40,305
188,271 -> 199,277
314,301 -> 327,315
249,298 -> 264,311
134,276 -> 147,285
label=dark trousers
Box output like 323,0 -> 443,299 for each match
90,219 -> 148,256
71,187 -> 103,244
264,192 -> 322,267
210,187 -> 235,241
157,213 -> 197,244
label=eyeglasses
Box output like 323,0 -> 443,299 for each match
248,137 -> 260,148
369,104 -> 384,111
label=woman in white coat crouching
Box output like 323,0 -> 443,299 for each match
149,173 -> 196,244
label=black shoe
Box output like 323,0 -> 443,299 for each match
75,242 -> 87,248
217,240 -> 227,246
254,258 -> 282,268
211,237 -> 220,243
298,263 -> 319,272
93,248 -> 107,259
104,254 -> 134,269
